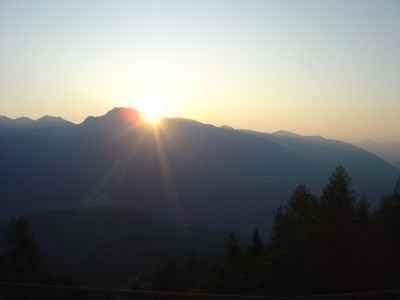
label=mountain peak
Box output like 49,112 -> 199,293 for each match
36,115 -> 73,125
0,116 -> 34,130
83,107 -> 142,126
107,107 -> 140,115
272,130 -> 301,138
0,116 -> 14,129
0,115 -> 12,121
14,117 -> 35,125
220,125 -> 234,130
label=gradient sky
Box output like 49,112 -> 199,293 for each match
0,0 -> 399,143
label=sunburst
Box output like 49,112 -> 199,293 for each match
141,103 -> 164,125
143,111 -> 160,124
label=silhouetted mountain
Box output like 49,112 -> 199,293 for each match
36,115 -> 74,126
272,130 -> 302,138
220,125 -> 234,130
0,116 -> 13,128
241,129 -> 399,200
0,116 -> 35,130
0,108 -> 399,234
358,139 -> 400,168
0,115 -> 75,135
82,107 -> 143,129
273,130 -> 325,141
14,116 -> 35,125
0,206 -> 229,288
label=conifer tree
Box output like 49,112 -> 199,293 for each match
151,258 -> 182,292
317,165 -> 364,293
374,178 -> 400,288
271,184 -> 318,245
223,233 -> 241,262
320,164 -> 356,227
215,233 -> 247,294
378,178 -> 400,235
250,229 -> 263,257
269,184 -> 319,296
0,219 -> 49,283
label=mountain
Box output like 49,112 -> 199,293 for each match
36,115 -> 74,126
0,116 -> 13,128
0,115 -> 75,135
0,206 -> 229,288
240,129 -> 400,200
272,130 -> 302,138
358,139 -> 400,168
0,116 -> 35,129
0,108 -> 399,234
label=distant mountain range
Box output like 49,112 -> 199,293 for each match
358,139 -> 400,168
1,108 -> 399,234
0,115 -> 74,128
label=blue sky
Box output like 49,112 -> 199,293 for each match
0,0 -> 399,142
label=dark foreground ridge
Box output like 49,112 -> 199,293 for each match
1,282 -> 400,300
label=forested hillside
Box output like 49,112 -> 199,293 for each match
150,166 -> 400,296
1,165 -> 399,296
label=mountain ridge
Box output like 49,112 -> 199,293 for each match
0,107 -> 398,234
0,114 -> 74,131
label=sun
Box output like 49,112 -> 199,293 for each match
143,111 -> 161,124
135,98 -> 169,125
140,103 -> 165,125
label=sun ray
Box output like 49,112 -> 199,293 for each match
151,122 -> 187,227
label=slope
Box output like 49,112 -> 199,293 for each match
241,129 -> 400,203
0,206 -> 229,288
1,108 -> 398,235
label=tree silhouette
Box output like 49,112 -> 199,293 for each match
375,178 -> 400,288
247,228 -> 267,295
214,233 -> 247,294
148,166 -> 400,295
0,218 -> 49,283
317,165 -> 368,293
378,178 -> 400,235
151,257 -> 182,292
271,184 -> 319,243
320,164 -> 356,227
183,251 -> 210,292
269,184 -> 319,295
223,233 -> 241,262
250,228 -> 263,257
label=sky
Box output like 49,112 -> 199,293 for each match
0,0 -> 399,143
